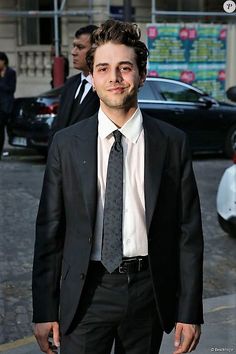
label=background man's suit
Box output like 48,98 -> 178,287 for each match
0,66 -> 16,155
32,112 -> 204,336
0,66 -> 16,115
50,73 -> 99,136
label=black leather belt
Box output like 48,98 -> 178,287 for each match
90,256 -> 149,274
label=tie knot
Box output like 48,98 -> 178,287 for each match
81,79 -> 87,88
113,130 -> 122,144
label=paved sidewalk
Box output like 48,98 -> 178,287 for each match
0,293 -> 235,354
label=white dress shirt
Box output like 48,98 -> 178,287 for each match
91,107 -> 148,260
74,73 -> 92,102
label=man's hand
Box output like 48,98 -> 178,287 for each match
33,322 -> 60,354
173,323 -> 201,353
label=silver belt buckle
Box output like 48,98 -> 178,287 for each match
138,257 -> 142,271
118,263 -> 127,273
118,257 -> 143,273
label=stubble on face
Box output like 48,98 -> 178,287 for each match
92,42 -> 145,117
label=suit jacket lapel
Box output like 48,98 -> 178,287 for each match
72,115 -> 98,233
70,87 -> 95,123
64,74 -> 81,121
70,112 -> 167,236
143,113 -> 168,234
81,87 -> 96,107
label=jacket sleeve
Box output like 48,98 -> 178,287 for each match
0,68 -> 16,94
48,81 -> 73,146
177,135 -> 204,324
32,135 -> 65,323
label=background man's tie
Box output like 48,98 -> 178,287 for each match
75,79 -> 87,104
101,130 -> 123,273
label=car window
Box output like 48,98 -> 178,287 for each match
138,80 -> 162,101
157,81 -> 202,102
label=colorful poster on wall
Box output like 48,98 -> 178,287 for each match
146,23 -> 227,100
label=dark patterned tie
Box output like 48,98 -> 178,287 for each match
101,130 -> 123,273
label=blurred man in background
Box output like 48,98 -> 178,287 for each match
0,52 -> 16,159
50,25 -> 99,139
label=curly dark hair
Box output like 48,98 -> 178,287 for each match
86,20 -> 149,75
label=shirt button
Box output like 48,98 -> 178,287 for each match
126,239 -> 131,244
80,273 -> 85,280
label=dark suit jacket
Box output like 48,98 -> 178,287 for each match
32,112 -> 204,335
50,73 -> 100,137
0,67 -> 16,115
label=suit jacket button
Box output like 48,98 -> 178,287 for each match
80,273 -> 85,280
88,237 -> 92,243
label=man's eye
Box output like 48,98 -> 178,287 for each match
73,45 -> 83,50
98,67 -> 107,72
120,66 -> 131,72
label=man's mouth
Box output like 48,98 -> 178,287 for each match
108,87 -> 125,93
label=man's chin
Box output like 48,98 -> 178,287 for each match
103,96 -> 136,110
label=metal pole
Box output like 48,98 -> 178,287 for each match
124,0 -> 132,22
54,0 -> 60,57
150,10 -> 236,18
60,0 -> 67,11
151,0 -> 156,23
88,0 -> 93,24
0,10 -> 101,17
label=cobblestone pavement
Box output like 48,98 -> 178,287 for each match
0,148 -> 235,345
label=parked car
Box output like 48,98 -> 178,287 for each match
7,77 -> 236,157
7,86 -> 61,155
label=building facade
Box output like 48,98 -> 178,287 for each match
0,0 -> 235,97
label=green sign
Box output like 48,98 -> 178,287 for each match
147,24 -> 227,100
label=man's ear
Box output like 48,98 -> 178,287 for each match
139,72 -> 147,88
91,74 -> 96,91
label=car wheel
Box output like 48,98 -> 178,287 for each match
224,124 -> 236,158
218,214 -> 236,238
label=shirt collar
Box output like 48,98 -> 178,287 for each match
81,73 -> 92,85
98,107 -> 143,144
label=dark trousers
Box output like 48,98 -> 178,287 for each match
61,263 -> 163,354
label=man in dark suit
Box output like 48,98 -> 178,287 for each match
33,20 -> 204,354
50,25 -> 100,139
0,52 -> 16,158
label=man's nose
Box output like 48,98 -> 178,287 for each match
71,47 -> 77,56
109,68 -> 122,83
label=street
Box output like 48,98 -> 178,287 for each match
0,148 -> 236,345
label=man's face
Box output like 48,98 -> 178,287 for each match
92,42 -> 146,112
0,59 -> 5,71
71,33 -> 91,74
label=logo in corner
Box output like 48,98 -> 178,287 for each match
223,0 -> 236,13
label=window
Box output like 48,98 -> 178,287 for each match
139,80 -> 163,101
19,0 -> 57,45
157,81 -> 202,102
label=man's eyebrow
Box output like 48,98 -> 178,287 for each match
95,63 -> 109,68
119,61 -> 134,66
95,61 -> 134,67
73,42 -> 84,47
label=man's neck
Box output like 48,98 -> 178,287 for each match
82,70 -> 89,77
100,105 -> 138,128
